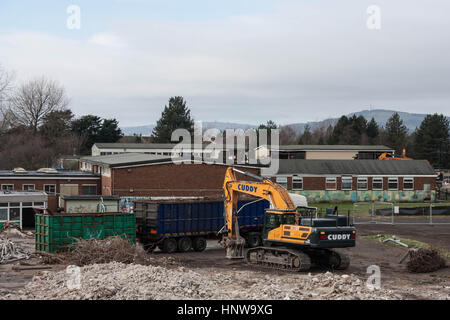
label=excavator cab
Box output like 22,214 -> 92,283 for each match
263,210 -> 296,238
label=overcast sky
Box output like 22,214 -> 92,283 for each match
1,0 -> 449,127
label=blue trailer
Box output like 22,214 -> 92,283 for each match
134,198 -> 270,253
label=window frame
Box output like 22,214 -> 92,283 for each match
276,176 -> 288,189
22,184 -> 35,191
403,177 -> 414,191
1,184 -> 14,191
44,184 -> 56,195
325,177 -> 337,190
292,176 -> 303,191
341,176 -> 353,191
81,184 -> 97,195
357,177 -> 368,190
388,177 -> 398,190
372,177 -> 383,190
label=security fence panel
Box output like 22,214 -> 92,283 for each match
352,202 -> 450,225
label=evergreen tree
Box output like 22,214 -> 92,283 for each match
39,109 -> 74,143
414,113 -> 449,167
328,116 -> 349,144
97,119 -> 123,143
366,117 -> 379,144
257,120 -> 278,145
151,96 -> 194,143
71,115 -> 102,154
385,112 -> 408,154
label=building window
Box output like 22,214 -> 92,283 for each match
357,177 -> 368,190
0,208 -> 7,220
276,177 -> 288,189
341,176 -> 353,190
1,184 -> 13,191
22,184 -> 35,191
44,184 -> 56,195
326,178 -> 337,190
9,208 -> 20,221
403,177 -> 414,190
372,178 -> 383,190
388,178 -> 398,190
81,185 -> 97,195
292,176 -> 303,190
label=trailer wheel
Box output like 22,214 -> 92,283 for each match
162,238 -> 177,253
247,233 -> 262,248
192,237 -> 207,252
177,237 -> 192,252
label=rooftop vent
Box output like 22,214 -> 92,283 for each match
37,168 -> 58,173
13,167 -> 27,173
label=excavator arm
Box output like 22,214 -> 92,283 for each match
222,167 -> 297,258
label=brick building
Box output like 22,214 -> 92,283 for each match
79,153 -> 261,198
267,159 -> 437,202
0,169 -> 100,212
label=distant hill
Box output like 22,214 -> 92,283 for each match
285,109 -> 450,134
121,121 -> 255,136
121,109 -> 449,136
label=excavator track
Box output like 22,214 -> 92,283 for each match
246,247 -> 311,272
307,249 -> 350,270
329,250 -> 350,270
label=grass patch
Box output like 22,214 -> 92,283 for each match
362,234 -> 428,249
362,234 -> 450,260
311,202 -> 450,217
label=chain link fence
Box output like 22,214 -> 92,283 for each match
351,202 -> 450,225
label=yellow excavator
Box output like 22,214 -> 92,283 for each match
220,167 -> 356,271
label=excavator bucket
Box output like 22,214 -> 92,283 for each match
225,238 -> 245,259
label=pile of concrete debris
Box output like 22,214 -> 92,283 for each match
2,262 -> 403,300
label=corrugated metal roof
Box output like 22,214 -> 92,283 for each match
94,143 -> 177,149
264,145 -> 394,151
81,153 -> 171,167
276,159 -> 436,176
0,170 -> 99,178
93,142 -> 217,150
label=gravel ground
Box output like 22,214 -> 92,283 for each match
1,261 -> 405,300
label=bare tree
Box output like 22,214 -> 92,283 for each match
0,65 -> 15,132
8,77 -> 69,132
279,125 -> 298,145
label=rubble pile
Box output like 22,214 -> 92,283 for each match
0,222 -> 32,239
0,239 -> 30,264
407,248 -> 447,273
42,237 -> 150,266
3,262 -> 403,300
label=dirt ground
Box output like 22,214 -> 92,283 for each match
1,223 -> 449,299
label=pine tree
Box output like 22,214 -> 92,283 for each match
366,117 -> 379,144
257,120 -> 278,145
151,96 -> 194,143
97,119 -> 123,143
414,113 -> 449,167
385,112 -> 408,154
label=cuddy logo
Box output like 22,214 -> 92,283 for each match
237,184 -> 258,193
327,233 -> 351,240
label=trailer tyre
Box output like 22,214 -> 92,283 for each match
178,237 -> 192,252
162,238 -> 177,253
247,233 -> 262,248
192,237 -> 207,252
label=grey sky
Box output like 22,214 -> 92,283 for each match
0,0 -> 449,126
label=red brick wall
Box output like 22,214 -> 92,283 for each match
101,174 -> 112,196
111,163 -> 261,197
